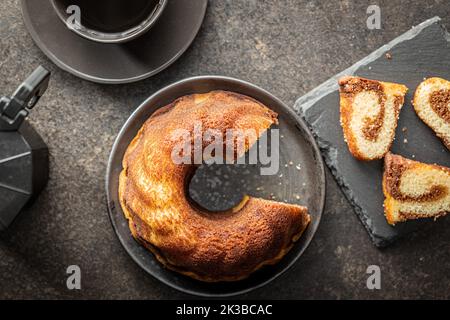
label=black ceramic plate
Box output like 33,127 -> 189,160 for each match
106,76 -> 326,297
21,0 -> 207,84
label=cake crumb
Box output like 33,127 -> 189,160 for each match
385,52 -> 392,60
402,127 -> 407,132
403,138 -> 408,144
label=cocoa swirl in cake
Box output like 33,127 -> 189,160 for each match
383,153 -> 450,225
413,77 -> 450,150
384,159 -> 447,202
340,77 -> 387,141
339,76 -> 408,161
429,89 -> 450,123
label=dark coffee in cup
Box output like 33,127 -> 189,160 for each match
57,0 -> 160,33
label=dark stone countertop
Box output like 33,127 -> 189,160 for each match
0,0 -> 449,299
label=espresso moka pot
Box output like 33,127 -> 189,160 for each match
0,66 -> 50,230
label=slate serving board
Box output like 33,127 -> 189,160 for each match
294,17 -> 450,247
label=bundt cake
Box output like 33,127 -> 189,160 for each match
119,90 -> 311,282
413,77 -> 450,150
383,153 -> 450,225
339,76 -> 408,160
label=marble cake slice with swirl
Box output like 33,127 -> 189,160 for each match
339,76 -> 408,160
413,77 -> 450,150
383,153 -> 450,225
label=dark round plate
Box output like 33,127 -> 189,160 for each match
21,0 -> 207,84
106,76 -> 326,297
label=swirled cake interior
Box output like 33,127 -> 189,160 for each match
383,153 -> 450,225
413,77 -> 450,150
339,76 -> 408,160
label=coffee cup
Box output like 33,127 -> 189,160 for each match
50,0 -> 167,43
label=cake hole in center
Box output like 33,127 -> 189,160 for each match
188,163 -> 261,212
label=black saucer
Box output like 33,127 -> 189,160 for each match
21,0 -> 207,84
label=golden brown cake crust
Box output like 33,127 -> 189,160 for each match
119,90 -> 311,282
382,153 -> 450,225
339,76 -> 407,161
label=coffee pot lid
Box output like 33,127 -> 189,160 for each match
0,66 -> 50,230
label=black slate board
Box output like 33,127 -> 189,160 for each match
294,17 -> 450,247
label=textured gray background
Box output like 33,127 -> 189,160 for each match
0,0 -> 449,299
